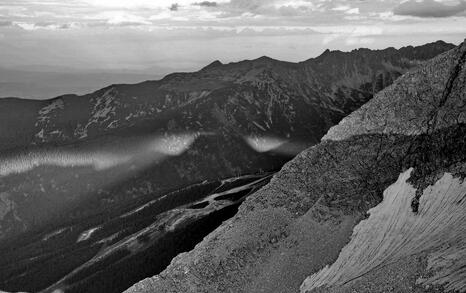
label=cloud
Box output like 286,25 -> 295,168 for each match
0,20 -> 13,27
170,3 -> 180,11
331,5 -> 359,15
216,0 -> 318,17
89,11 -> 151,26
193,1 -> 218,7
393,0 -> 466,18
332,5 -> 351,11
346,8 -> 359,15
228,0 -> 269,10
0,0 -> 465,74
345,37 -> 375,45
80,0 -> 195,9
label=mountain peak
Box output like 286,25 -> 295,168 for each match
321,48 -> 331,55
201,60 -> 223,71
253,55 -> 277,63
256,55 -> 273,60
313,48 -> 343,60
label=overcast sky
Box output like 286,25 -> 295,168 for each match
1,0 -> 465,74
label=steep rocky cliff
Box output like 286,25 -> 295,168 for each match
126,41 -> 466,293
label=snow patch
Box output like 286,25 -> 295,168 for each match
34,99 -> 65,141
76,88 -> 120,138
36,99 -> 64,126
43,228 -> 68,241
74,123 -> 88,139
77,227 -> 100,242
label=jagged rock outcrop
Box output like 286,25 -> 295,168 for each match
125,41 -> 466,293
324,44 -> 466,140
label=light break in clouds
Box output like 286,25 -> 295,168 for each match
394,0 -> 466,18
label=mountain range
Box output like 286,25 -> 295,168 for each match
0,40 -> 461,293
126,40 -> 466,293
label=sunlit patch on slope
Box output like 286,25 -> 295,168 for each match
244,135 -> 309,156
0,150 -> 132,177
301,168 -> 466,293
244,136 -> 287,153
149,132 -> 203,156
0,133 -> 201,177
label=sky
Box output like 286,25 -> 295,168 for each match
0,0 -> 466,74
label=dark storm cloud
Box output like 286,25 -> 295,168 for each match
0,20 -> 13,27
34,21 -> 58,28
170,3 -> 180,11
58,23 -> 73,29
228,0 -> 270,11
394,0 -> 466,18
192,1 -> 218,7
217,0 -> 315,17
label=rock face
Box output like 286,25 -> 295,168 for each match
125,41 -> 466,293
302,170 -> 466,292
0,41 -> 453,242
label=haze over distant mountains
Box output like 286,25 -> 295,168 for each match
0,67 -> 164,100
1,40 -> 461,101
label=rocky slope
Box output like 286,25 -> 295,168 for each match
125,41 -> 466,293
0,41 -> 453,243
